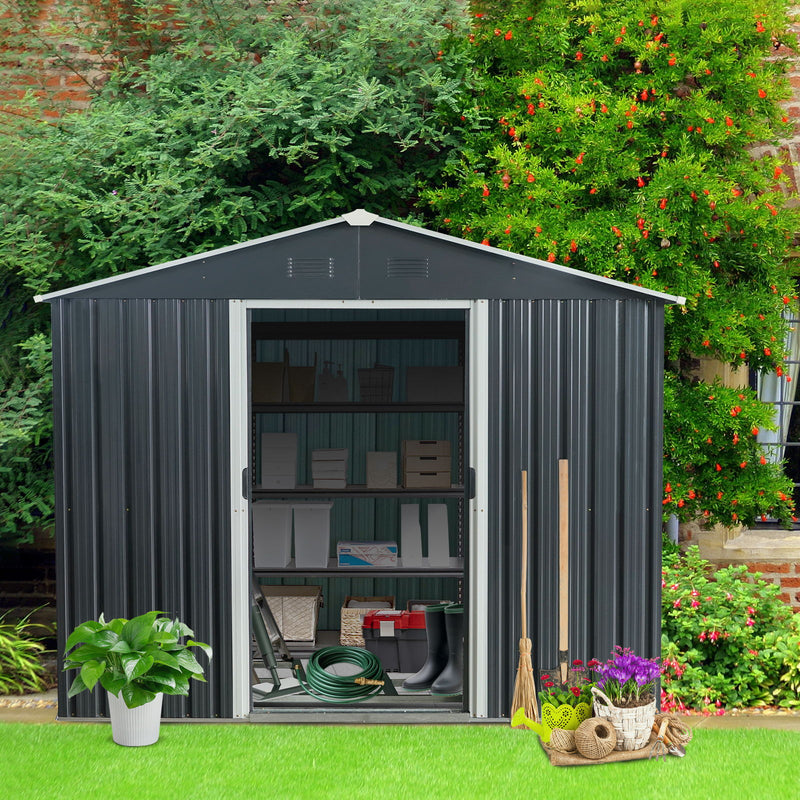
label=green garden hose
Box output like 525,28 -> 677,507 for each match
297,646 -> 386,704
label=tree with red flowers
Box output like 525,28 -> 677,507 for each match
428,0 -> 798,526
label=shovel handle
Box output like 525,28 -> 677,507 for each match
521,470 -> 529,640
558,460 -> 569,667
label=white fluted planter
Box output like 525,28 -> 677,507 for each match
107,691 -> 163,747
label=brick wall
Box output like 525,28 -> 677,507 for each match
747,561 -> 800,607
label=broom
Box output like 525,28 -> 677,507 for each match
511,469 -> 539,725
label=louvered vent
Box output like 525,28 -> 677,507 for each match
386,257 -> 430,279
287,257 -> 335,279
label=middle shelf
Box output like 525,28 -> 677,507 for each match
254,556 -> 464,578
253,484 -> 465,499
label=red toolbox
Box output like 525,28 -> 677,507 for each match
362,610 -> 427,673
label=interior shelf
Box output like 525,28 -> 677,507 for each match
254,557 -> 464,578
252,402 -> 463,414
253,484 -> 465,499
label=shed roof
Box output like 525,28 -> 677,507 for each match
35,210 -> 685,304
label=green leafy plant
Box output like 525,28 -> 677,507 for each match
538,661 -> 593,708
63,611 -> 212,709
427,0 -> 799,526
661,546 -> 800,711
0,610 -> 52,695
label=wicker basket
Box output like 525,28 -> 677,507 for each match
358,364 -> 394,402
591,686 -> 656,751
339,595 -> 394,646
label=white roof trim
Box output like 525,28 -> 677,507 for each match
34,209 -> 686,304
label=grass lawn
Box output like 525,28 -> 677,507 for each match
2,722 -> 799,800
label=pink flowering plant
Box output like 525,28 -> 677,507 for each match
592,647 -> 660,708
538,660 -> 594,708
661,545 -> 800,712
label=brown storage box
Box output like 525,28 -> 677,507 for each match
402,440 -> 451,458
404,455 -> 451,473
403,471 -> 452,489
340,595 -> 395,647
261,585 -> 322,642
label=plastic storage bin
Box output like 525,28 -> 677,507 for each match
292,502 -> 333,568
251,501 -> 293,568
362,610 -> 427,673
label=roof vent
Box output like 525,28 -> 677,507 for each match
287,257 -> 335,279
386,257 -> 429,279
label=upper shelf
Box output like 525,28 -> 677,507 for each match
251,320 -> 465,342
252,402 -> 463,414
253,485 -> 465,499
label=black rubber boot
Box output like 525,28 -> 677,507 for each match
402,603 -> 451,691
430,604 -> 464,696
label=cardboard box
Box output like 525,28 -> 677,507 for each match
337,541 -> 398,567
260,585 -> 322,642
406,366 -> 463,402
402,471 -> 452,489
312,448 -> 349,461
366,451 -> 397,489
293,502 -> 333,567
403,455 -> 451,473
252,502 -> 293,568
402,440 -> 451,458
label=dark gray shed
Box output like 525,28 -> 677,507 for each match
37,210 -> 684,721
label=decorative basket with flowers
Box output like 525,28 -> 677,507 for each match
537,659 -> 593,735
590,647 -> 661,751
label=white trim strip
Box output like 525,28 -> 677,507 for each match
468,300 -> 490,718
228,300 -> 251,718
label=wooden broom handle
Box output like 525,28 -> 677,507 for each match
558,460 -> 569,657
521,470 -> 528,640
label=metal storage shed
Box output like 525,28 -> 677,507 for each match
36,209 -> 684,721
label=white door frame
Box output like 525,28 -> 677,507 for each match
228,299 -> 489,718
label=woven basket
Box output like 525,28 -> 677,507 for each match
591,686 -> 656,751
574,717 -> 616,760
339,596 -> 394,646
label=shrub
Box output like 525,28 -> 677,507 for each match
661,546 -> 800,711
0,611 -> 52,695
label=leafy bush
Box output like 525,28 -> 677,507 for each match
0,611 -> 52,695
661,546 -> 800,711
427,0 -> 798,526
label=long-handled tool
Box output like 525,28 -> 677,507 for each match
511,469 -> 539,725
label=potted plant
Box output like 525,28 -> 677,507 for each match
590,647 -> 660,751
536,660 -> 593,736
63,610 -> 212,746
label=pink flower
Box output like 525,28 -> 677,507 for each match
543,680 -> 554,688
691,600 -> 701,608
691,590 -> 700,597
726,593 -> 733,601
746,618 -> 755,626
673,599 -> 681,608
747,606 -> 755,615
670,584 -> 679,591
699,631 -> 707,641
709,631 -> 720,642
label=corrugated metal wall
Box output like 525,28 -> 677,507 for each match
485,299 -> 664,719
52,298 -> 232,718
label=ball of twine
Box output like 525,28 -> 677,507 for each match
574,717 -> 616,760
548,727 -> 576,753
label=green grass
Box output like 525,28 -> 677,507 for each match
1,723 -> 798,800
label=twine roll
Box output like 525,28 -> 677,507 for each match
574,717 -> 616,760
548,728 -> 576,753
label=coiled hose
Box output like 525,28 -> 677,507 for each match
297,646 -> 386,704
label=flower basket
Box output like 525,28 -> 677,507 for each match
591,686 -> 656,751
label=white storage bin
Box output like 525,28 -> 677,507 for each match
293,502 -> 333,568
252,502 -> 293,568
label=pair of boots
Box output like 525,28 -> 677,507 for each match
403,603 -> 463,696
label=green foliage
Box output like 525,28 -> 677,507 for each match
63,611 -> 212,708
0,610 -> 52,695
427,0 -> 798,525
661,546 -> 800,711
0,0 -> 470,542
663,373 -> 796,526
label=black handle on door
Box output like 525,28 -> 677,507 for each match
242,468 -> 249,500
467,467 -> 476,500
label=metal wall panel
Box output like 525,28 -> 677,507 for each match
485,299 -> 664,720
52,299 -> 232,718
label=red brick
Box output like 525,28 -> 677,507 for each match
778,592 -> 792,603
781,577 -> 800,588
747,562 -> 791,574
